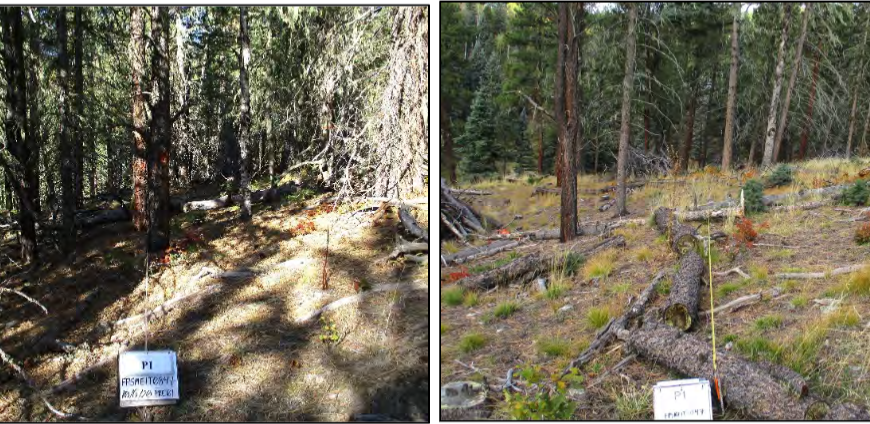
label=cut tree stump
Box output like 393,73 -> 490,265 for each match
454,235 -> 626,291
614,318 -> 867,420
653,207 -> 699,255
663,250 -> 704,331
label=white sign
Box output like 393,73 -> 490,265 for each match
653,378 -> 713,420
118,350 -> 179,407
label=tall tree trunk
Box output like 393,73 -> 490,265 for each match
615,4 -> 636,217
799,41 -> 822,160
148,6 -> 171,253
679,88 -> 697,174
860,99 -> 870,156
1,7 -> 37,263
57,7 -> 75,254
761,4 -> 792,167
440,99 -> 457,184
237,7 -> 252,220
722,8 -> 739,170
26,14 -> 40,216
699,71 -> 716,168
130,7 -> 147,231
560,3 -> 582,242
773,3 -> 811,163
73,8 -> 84,208
554,4 -> 566,189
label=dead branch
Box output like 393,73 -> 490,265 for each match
294,280 -> 427,324
440,212 -> 467,242
0,287 -> 48,315
388,235 -> 429,259
714,267 -> 750,279
563,270 -> 666,375
398,207 -> 428,241
1,346 -> 88,419
449,188 -> 492,196
455,236 -> 626,291
441,240 -> 520,266
774,264 -> 867,280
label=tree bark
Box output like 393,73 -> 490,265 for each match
148,6 -> 171,253
773,3 -> 810,162
1,7 -> 37,263
554,4 -> 566,189
237,7 -> 252,220
560,3 -> 582,241
614,4 -> 636,217
799,41 -> 822,160
26,16 -> 40,216
57,8 -> 75,254
73,8 -> 84,209
440,100 -> 457,185
663,250 -> 704,331
130,7 -> 147,232
761,4 -> 792,167
679,88 -> 697,173
722,8 -> 739,170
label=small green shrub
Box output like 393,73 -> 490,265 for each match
441,287 -> 465,306
494,302 -> 519,319
855,223 -> 870,245
504,365 -> 577,420
586,307 -> 611,329
743,179 -> 767,214
563,252 -> 585,276
765,164 -> 794,188
459,333 -> 487,353
842,179 -> 870,206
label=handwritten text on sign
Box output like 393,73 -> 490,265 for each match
118,351 -> 179,407
653,378 -> 713,420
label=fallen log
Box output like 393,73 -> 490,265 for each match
675,207 -> 740,222
398,207 -> 428,241
441,240 -> 520,266
757,360 -> 809,398
533,186 -> 560,195
614,318 -> 862,420
663,250 -> 704,331
761,184 -> 847,207
450,188 -> 492,196
440,211 -> 467,241
455,235 -> 626,291
653,207 -> 698,255
388,236 -> 429,259
563,270 -> 666,375
182,183 -> 297,212
773,264 -> 867,280
481,218 -> 646,241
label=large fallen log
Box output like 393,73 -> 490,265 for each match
662,250 -> 704,331
653,207 -> 698,255
441,240 -> 520,266
773,264 -> 867,280
679,200 -> 831,222
182,183 -> 297,212
614,318 -> 869,420
454,235 -> 626,291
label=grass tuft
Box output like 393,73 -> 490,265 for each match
463,291 -> 479,307
634,247 -> 654,263
583,250 -> 617,280
754,314 -> 783,331
845,266 -> 870,296
586,307 -> 611,329
459,333 -> 487,353
716,282 -> 742,297
494,301 -> 519,319
537,338 -> 572,358
614,385 -> 652,420
441,287 -> 465,307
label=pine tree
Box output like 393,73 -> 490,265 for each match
457,55 -> 501,176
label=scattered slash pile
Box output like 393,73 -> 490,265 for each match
440,178 -> 486,241
562,206 -> 870,420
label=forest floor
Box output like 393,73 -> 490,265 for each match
439,158 -> 870,420
0,180 -> 429,421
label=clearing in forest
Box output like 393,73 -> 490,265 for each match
440,158 -> 870,420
